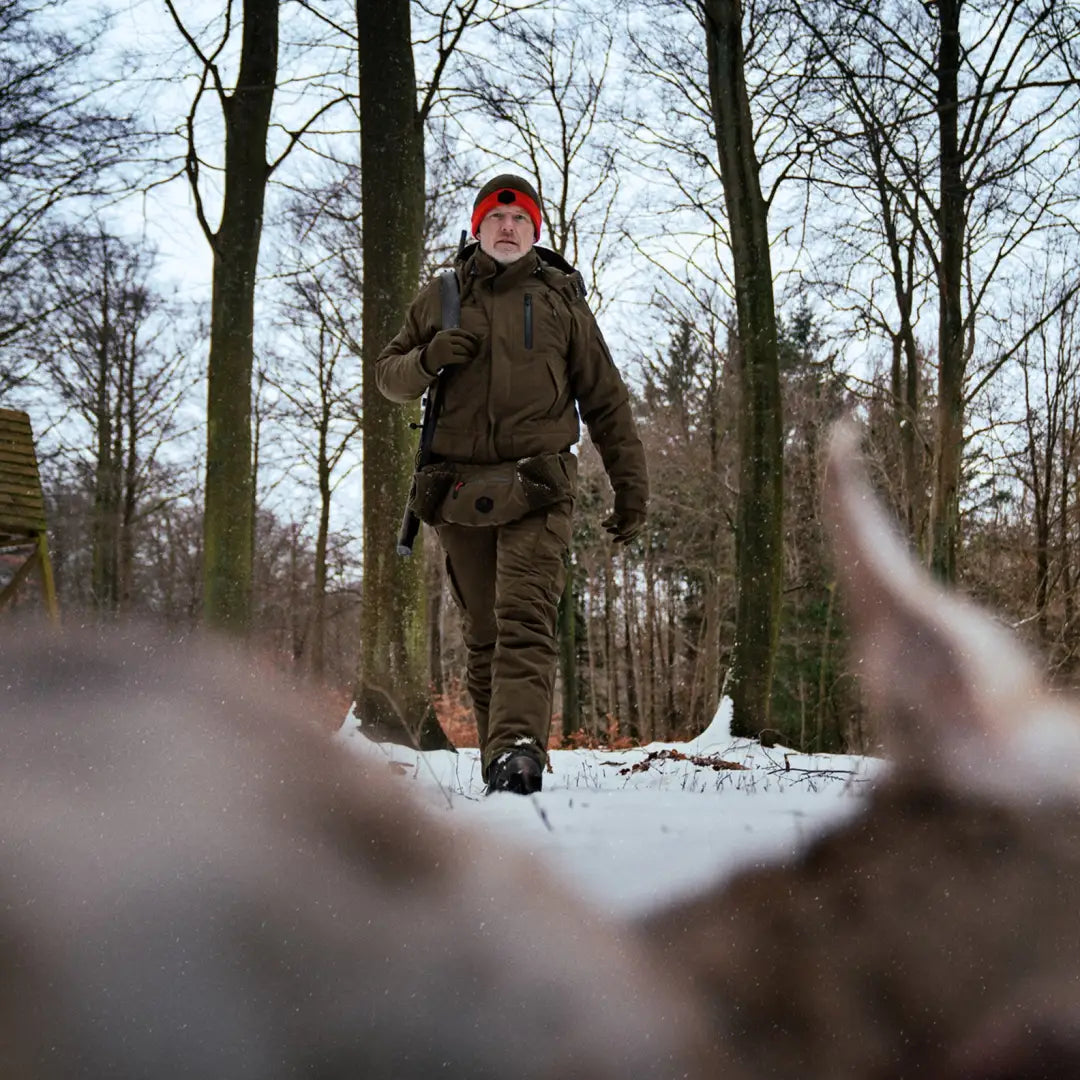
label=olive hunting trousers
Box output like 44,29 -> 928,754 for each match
438,501 -> 572,778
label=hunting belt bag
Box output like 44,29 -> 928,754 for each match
411,452 -> 577,527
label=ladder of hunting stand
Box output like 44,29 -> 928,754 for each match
0,408 -> 59,621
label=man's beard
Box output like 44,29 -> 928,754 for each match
481,240 -> 531,265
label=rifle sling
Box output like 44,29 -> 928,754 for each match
439,269 -> 461,330
418,269 -> 461,464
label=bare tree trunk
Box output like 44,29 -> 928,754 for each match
1062,406 -> 1078,670
585,568 -> 601,737
196,0 -> 277,634
621,553 -> 640,741
119,316 -> 138,615
863,118 -> 925,548
703,344 -> 725,730
311,443 -> 331,678
288,525 -> 304,660
643,543 -> 658,742
704,0 -> 783,737
817,580 -> 836,751
1021,297 -> 1074,655
666,601 -> 677,737
704,563 -> 721,728
354,0 -> 449,748
604,551 -> 618,733
250,371 -> 264,625
928,0 -> 965,582
887,327 -> 925,547
1025,395 -> 1052,648
687,607 -> 710,734
897,264 -> 923,547
91,260 -> 118,619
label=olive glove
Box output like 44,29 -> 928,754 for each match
603,503 -> 647,544
422,328 -> 481,376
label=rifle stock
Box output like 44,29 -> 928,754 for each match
397,502 -> 421,557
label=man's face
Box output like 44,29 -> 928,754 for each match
476,207 -> 535,265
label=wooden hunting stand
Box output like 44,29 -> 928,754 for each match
0,407 -> 59,621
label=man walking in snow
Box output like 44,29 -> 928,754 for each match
376,173 -> 648,795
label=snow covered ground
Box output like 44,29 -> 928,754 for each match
338,699 -> 886,916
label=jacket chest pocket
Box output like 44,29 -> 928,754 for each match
504,289 -> 570,416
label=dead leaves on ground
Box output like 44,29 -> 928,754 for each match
609,748 -> 749,776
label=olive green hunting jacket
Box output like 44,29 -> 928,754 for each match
375,245 -> 648,513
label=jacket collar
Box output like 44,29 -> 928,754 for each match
468,246 -> 540,291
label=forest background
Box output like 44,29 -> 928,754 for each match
3,0 -> 1079,755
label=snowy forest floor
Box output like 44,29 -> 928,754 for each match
338,701 -> 885,916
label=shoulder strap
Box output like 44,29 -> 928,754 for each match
439,269 -> 460,330
534,254 -> 589,307
534,245 -> 589,299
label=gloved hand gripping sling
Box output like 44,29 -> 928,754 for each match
395,267 -> 461,556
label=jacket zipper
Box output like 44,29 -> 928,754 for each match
523,293 -> 533,349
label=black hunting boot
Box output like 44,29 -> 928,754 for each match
485,750 -> 543,796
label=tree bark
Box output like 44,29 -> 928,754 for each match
928,0 -> 965,582
1062,405 -> 1078,670
874,156 -> 923,546
621,553 -> 640,740
354,0 -> 448,748
585,569 -> 601,737
604,551 -> 618,733
202,0 -> 278,634
704,0 -> 784,737
311,425 -> 331,677
643,544 -> 658,742
119,314 -> 139,615
91,263 -> 117,618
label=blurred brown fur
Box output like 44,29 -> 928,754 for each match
649,423 -> 1080,1078
0,625 -> 709,1080
8,423 -> 1080,1079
